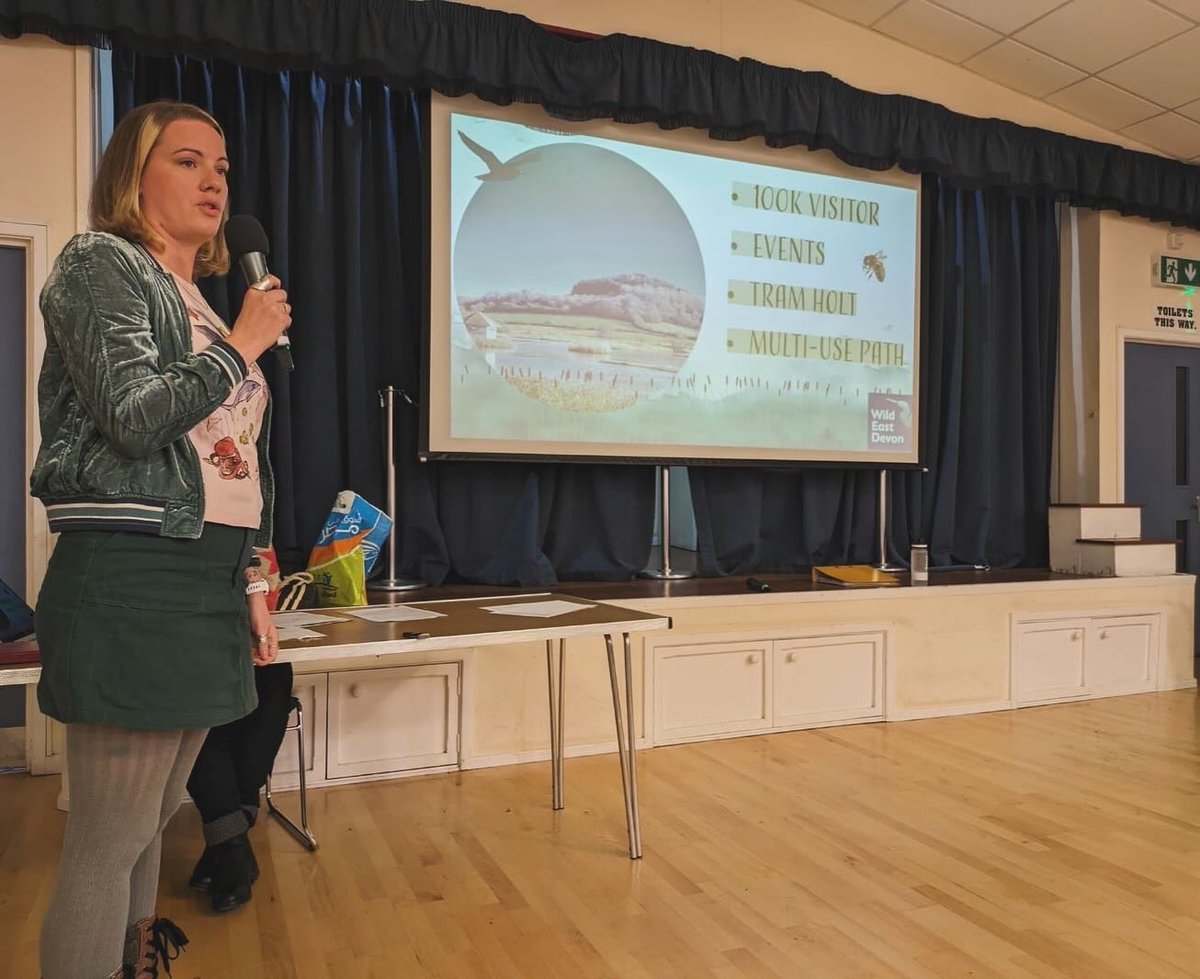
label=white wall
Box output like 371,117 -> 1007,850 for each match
1,36 -> 92,596
1054,208 -> 1101,505
0,36 -> 91,258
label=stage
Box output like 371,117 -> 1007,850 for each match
13,567 -> 1195,808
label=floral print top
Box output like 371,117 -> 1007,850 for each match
172,272 -> 270,530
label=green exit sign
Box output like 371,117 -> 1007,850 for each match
1156,254 -> 1200,288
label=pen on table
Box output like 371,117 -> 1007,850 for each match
403,631 -> 432,639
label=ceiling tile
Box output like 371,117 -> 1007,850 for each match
1015,0 -> 1191,72
873,0 -> 1001,62
799,0 -> 906,25
1101,28 -> 1200,107
924,0 -> 1070,34
1046,77 -> 1162,130
1180,99 -> 1200,123
1122,112 -> 1200,159
1151,0 -> 1200,18
965,39 -> 1085,97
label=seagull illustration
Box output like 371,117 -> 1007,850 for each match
457,131 -> 539,181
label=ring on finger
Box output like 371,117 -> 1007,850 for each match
254,633 -> 269,644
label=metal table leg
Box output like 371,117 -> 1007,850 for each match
546,638 -> 565,810
605,632 -> 643,859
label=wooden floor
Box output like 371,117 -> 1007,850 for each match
5,691 -> 1200,978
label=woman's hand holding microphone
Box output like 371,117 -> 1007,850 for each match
227,274 -> 291,365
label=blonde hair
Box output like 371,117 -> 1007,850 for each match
90,101 -> 231,278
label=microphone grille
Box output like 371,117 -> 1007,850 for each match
224,214 -> 270,258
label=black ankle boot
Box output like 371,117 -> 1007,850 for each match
187,847 -> 216,891
189,836 -> 260,893
209,833 -> 257,913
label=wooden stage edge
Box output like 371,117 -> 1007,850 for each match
373,566 -> 1131,605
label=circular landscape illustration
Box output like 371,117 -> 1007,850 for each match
454,138 -> 706,413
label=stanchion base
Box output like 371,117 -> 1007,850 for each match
873,563 -> 906,573
638,568 -> 696,580
367,578 -> 428,592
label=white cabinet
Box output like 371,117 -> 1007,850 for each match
651,630 -> 885,745
273,662 -> 462,787
1011,618 -> 1088,704
774,634 -> 883,727
1012,613 -> 1158,706
326,663 -> 461,779
655,640 -> 770,743
1086,617 -> 1157,696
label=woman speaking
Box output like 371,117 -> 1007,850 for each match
31,100 -> 290,979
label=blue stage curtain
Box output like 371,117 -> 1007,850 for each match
690,176 -> 1060,574
114,52 -> 655,585
893,177 -> 1061,570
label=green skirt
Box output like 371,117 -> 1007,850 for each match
36,524 -> 258,730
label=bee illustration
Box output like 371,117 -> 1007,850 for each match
862,251 -> 887,282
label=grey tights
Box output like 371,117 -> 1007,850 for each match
39,724 -> 206,979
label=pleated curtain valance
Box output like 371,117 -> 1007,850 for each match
3,0 -> 1198,228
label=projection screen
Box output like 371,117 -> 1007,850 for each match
424,95 -> 921,466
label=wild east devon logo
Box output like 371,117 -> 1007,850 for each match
867,393 -> 911,450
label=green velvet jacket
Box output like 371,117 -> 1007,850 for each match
29,232 -> 274,547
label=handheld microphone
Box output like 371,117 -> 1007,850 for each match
224,215 -> 294,371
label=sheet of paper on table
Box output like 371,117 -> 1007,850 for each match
481,600 -> 596,618
271,611 -> 348,628
276,626 -> 327,641
342,605 -> 447,622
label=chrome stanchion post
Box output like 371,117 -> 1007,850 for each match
639,465 -> 694,580
367,386 -> 426,592
874,469 -> 905,572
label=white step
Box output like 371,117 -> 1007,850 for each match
1048,504 -> 1143,573
1075,538 -> 1178,577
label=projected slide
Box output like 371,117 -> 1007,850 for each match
436,107 -> 919,463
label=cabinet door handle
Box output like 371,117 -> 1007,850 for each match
785,652 -> 797,663
349,683 -> 360,699
1099,630 -> 1108,640
1071,632 -> 1081,642
747,654 -> 759,665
